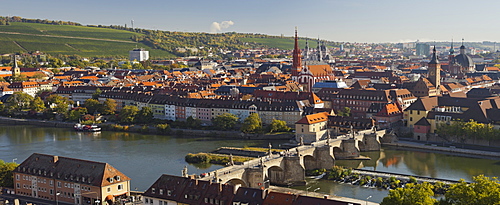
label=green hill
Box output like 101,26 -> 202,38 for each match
0,22 -> 175,58
0,20 -> 339,59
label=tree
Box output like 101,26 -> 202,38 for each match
381,182 -> 436,205
212,113 -> 238,131
5,92 -> 34,113
337,107 -> 351,117
45,95 -> 71,114
101,98 -> 117,115
0,160 -> 18,188
442,175 -> 500,205
118,105 -> 139,124
10,74 -> 28,82
68,107 -> 87,121
186,116 -> 201,128
135,106 -> 153,124
241,113 -> 262,133
121,61 -> 132,69
29,96 -> 46,112
92,88 -> 102,99
132,61 -> 144,70
84,98 -> 101,114
267,119 -> 291,133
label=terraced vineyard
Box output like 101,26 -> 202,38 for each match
0,22 -> 175,58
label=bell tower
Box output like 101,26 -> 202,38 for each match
428,46 -> 441,90
11,54 -> 20,77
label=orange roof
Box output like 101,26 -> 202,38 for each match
486,67 -> 499,71
80,76 -> 99,79
295,112 -> 329,125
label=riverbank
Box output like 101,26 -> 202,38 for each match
386,140 -> 500,159
0,116 -> 294,140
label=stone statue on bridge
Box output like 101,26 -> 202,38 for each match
229,154 -> 234,166
182,165 -> 188,178
268,143 -> 272,156
299,137 -> 304,146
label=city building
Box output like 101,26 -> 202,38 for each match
13,153 -> 131,205
129,48 -> 149,61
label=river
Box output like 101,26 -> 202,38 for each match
1,125 -> 499,203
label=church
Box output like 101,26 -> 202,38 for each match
291,29 -> 336,92
446,40 -> 475,76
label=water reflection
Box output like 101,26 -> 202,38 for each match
336,148 -> 500,181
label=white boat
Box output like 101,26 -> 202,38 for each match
74,123 -> 101,132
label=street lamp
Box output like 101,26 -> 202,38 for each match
56,192 -> 60,205
366,195 -> 372,205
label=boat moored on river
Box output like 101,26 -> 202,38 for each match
74,123 -> 101,132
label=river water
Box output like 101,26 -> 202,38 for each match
1,125 -> 499,203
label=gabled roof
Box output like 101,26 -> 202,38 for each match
414,117 -> 431,126
295,112 -> 329,125
14,153 -> 130,187
406,97 -> 438,111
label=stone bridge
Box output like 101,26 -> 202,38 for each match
199,129 -> 396,189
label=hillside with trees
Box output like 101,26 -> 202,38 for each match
0,16 -> 337,59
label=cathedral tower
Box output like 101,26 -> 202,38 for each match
291,28 -> 302,81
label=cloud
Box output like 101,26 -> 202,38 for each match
210,21 -> 234,33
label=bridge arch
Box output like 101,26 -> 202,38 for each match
225,178 -> 247,188
267,166 -> 285,185
303,155 -> 316,170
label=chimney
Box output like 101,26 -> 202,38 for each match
53,156 -> 59,163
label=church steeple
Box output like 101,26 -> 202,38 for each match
460,38 -> 466,55
428,46 -> 441,90
291,27 -> 302,78
429,46 -> 439,64
11,54 -> 20,77
317,38 -> 322,61
449,39 -> 454,55
304,38 -> 309,60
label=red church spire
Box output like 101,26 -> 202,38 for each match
292,27 -> 302,77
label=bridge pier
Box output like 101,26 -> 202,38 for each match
243,167 -> 264,189
334,138 -> 360,159
359,132 -> 381,151
304,146 -> 335,170
267,156 -> 306,186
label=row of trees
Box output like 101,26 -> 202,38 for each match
381,175 -> 500,205
436,120 -> 500,143
214,113 -> 291,133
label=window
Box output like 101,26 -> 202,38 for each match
16,174 -> 19,180
152,188 -> 155,194
118,184 -> 123,191
57,182 -> 61,188
159,189 -> 163,195
107,187 -> 111,193
16,183 -> 20,189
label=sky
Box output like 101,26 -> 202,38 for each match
1,0 -> 500,43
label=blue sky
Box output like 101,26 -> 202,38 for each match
1,0 -> 499,43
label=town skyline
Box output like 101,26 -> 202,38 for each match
2,0 -> 500,43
